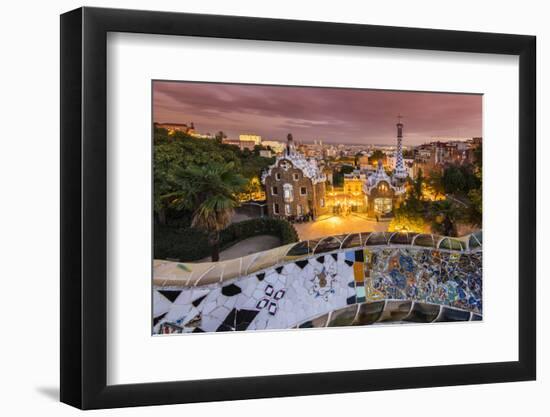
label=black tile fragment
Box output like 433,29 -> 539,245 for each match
235,309 -> 259,331
158,290 -> 182,303
191,295 -> 206,307
153,312 -> 166,327
216,308 -> 237,331
221,283 -> 242,297
295,260 -> 309,269
216,324 -> 234,332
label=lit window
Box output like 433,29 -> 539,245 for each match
297,204 -> 303,215
272,186 -> 278,195
300,187 -> 307,196
374,198 -> 392,214
320,198 -> 325,208
283,183 -> 294,203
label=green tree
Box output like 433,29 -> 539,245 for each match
388,210 -> 427,233
426,169 -> 445,199
466,164 -> 482,228
412,169 -> 424,201
429,200 -> 463,237
215,130 -> 226,143
402,149 -> 415,159
354,152 -> 363,167
473,144 -> 482,168
467,188 -> 482,228
332,164 -> 355,187
239,176 -> 262,201
442,164 -> 480,195
153,128 -> 243,225
442,165 -> 466,194
369,150 -> 385,165
167,161 -> 247,261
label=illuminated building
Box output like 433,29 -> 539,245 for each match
239,134 -> 262,145
262,134 -> 328,219
262,140 -> 286,154
362,118 -> 408,217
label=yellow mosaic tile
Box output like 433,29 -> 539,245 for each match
353,262 -> 364,282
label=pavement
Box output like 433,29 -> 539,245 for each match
199,235 -> 282,262
201,213 -> 389,262
230,212 -> 254,224
293,214 -> 389,241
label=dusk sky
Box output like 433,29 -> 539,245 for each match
153,81 -> 482,145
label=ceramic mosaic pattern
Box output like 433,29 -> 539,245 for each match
154,253 -> 355,334
367,248 -> 482,313
153,245 -> 482,335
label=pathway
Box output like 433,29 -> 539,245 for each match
199,235 -> 281,262
293,214 -> 389,241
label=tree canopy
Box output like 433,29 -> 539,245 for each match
153,127 -> 274,226
368,150 -> 386,165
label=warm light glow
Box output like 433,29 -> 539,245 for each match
327,216 -> 343,225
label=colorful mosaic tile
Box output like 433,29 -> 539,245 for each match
153,240 -> 482,334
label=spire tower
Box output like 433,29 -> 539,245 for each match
394,115 -> 408,179
286,133 -> 295,156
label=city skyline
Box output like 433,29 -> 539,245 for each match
153,81 -> 482,145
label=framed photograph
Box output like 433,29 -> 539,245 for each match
60,6 -> 536,409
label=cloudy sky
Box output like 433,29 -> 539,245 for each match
153,81 -> 482,145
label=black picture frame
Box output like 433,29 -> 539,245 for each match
60,6 -> 536,410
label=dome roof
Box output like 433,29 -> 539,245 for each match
261,151 -> 326,185
364,160 -> 405,195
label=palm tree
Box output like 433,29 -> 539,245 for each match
165,161 -> 247,261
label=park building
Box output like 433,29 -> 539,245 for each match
323,118 -> 409,218
222,137 -> 257,151
363,160 -> 406,217
327,170 -> 369,215
155,121 -> 196,136
262,118 -> 410,220
362,118 -> 408,217
412,137 -> 482,177
262,134 -> 329,219
262,140 -> 286,154
239,134 -> 262,145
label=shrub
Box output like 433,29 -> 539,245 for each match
388,212 -> 427,234
154,226 -> 211,261
221,217 -> 298,245
154,217 -> 298,262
